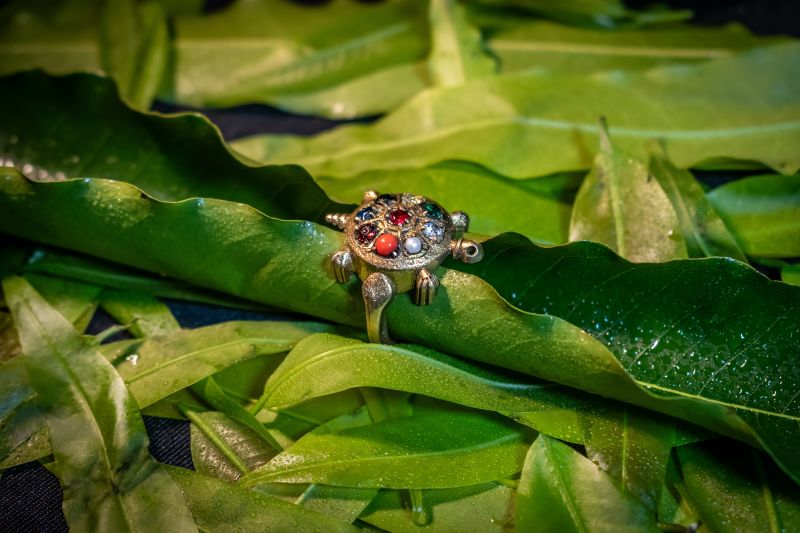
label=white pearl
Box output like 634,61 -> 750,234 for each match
404,236 -> 422,254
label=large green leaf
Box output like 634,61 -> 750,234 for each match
241,412 -> 532,489
678,440 -> 800,532
707,174 -> 800,258
517,435 -> 658,532
490,21 -> 782,75
2,275 -> 197,532
167,466 -> 358,533
2,168 -> 800,484
569,122 -> 687,262
451,232 -> 800,479
0,70 -> 347,223
256,332 -> 622,444
233,43 -> 800,178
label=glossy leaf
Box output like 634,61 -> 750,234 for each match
783,263 -> 800,286
296,484 -> 377,524
490,21 -> 783,75
707,174 -> 800,257
569,122 -> 687,262
242,412 -> 532,489
649,151 -> 747,262
450,232 -> 800,480
167,466 -> 358,533
258,332 -> 611,443
233,43 -> 800,178
2,275 -> 197,532
0,71 -> 347,223
318,162 -> 578,245
192,376 -> 283,452
517,435 -> 658,532
679,439 -> 800,533
110,320 -> 340,409
582,406 -> 675,511
25,248 -> 268,311
2,169 -> 800,484
360,482 -> 516,532
190,411 -> 277,482
428,0 -> 495,88
100,289 -> 180,338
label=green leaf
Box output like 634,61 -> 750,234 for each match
469,0 -> 690,29
296,484 -> 378,524
257,332 -> 610,443
189,411 -> 278,482
242,412 -> 532,489
111,320 -> 339,409
490,21 -> 783,75
649,150 -> 747,262
25,248 -> 269,311
318,161 -> 577,245
707,174 -> 800,258
678,439 -> 800,533
0,71 -> 346,223
450,232 -> 800,481
782,263 -> 800,286
569,121 -> 688,262
23,273 -> 102,333
360,482 -> 516,532
98,0 -> 168,109
100,289 -> 180,337
2,275 -> 197,531
517,435 -> 659,532
233,43 -> 800,178
166,0 -> 428,116
3,168 -> 800,484
167,466 -> 358,533
428,0 -> 495,88
192,376 -> 283,452
0,1 -> 101,77
1,318 -> 337,465
582,406 -> 675,511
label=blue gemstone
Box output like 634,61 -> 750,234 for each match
422,221 -> 445,243
355,207 -> 376,222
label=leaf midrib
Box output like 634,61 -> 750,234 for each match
247,430 -> 522,484
292,117 -> 800,169
490,40 -> 732,59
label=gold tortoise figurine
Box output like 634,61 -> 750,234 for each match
326,190 -> 483,343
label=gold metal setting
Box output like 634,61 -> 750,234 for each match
326,190 -> 483,344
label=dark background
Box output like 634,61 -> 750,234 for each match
1,1 -> 798,531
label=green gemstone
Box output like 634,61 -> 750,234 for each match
423,202 -> 443,219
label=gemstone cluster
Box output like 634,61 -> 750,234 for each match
350,193 -> 449,260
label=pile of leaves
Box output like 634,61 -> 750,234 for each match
1,0 -> 799,531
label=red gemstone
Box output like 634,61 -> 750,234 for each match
388,209 -> 410,226
356,224 -> 377,244
375,233 -> 399,256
